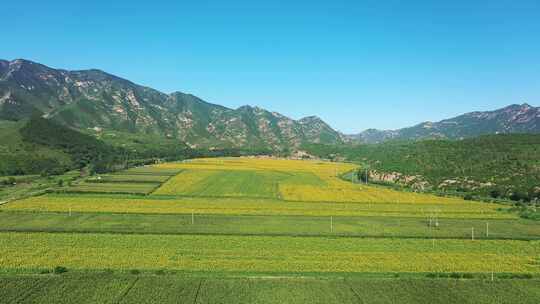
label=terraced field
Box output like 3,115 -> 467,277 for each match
0,157 -> 538,303
59,166 -> 181,195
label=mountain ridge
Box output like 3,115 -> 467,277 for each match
350,103 -> 539,143
0,58 -> 345,151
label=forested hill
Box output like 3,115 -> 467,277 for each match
0,116 -> 194,176
0,59 -> 345,151
303,134 -> 540,202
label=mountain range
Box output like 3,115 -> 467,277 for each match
0,59 -> 344,151
1,59 -> 539,149
350,103 -> 540,143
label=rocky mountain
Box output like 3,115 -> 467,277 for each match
351,103 -> 540,143
0,59 -> 345,151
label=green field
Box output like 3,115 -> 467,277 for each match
87,174 -> 171,183
62,182 -> 161,194
57,165 -> 180,195
1,274 -> 539,304
0,211 -> 538,240
0,157 -> 539,303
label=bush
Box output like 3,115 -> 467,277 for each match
450,272 -> 462,279
53,266 -> 68,274
155,269 -> 166,276
462,273 -> 474,279
130,269 -> 141,275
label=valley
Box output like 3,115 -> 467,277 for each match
0,157 -> 538,303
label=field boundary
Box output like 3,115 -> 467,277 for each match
0,229 -> 538,241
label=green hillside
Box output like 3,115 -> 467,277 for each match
0,59 -> 345,152
0,119 -> 73,175
304,134 -> 540,203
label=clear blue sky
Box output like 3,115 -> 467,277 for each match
3,0 -> 539,133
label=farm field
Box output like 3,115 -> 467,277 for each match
3,194 -> 513,218
59,165 -> 181,195
0,211 -> 538,240
61,182 -> 161,194
0,157 -> 539,303
154,158 -> 475,204
0,231 -> 538,273
1,274 -> 539,304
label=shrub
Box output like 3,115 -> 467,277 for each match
130,269 -> 141,275
450,272 -> 462,279
462,273 -> 474,279
53,266 -> 68,274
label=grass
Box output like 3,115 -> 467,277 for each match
0,171 -> 81,202
1,273 -> 538,304
62,182 -> 160,194
2,194 -> 514,219
58,165 -> 180,195
116,166 -> 184,176
0,232 -> 538,273
0,211 -> 537,240
87,174 -> 171,183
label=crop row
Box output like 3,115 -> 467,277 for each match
2,274 -> 539,304
0,211 -> 537,239
0,232 -> 538,273
1,194 -> 513,219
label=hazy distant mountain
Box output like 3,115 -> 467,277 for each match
0,59 -> 345,151
350,103 -> 540,143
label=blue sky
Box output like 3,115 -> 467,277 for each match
3,0 -> 539,133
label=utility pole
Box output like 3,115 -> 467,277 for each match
365,168 -> 368,184
486,222 -> 489,238
330,216 -> 333,232
471,227 -> 474,240
191,211 -> 194,225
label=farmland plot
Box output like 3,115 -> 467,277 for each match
1,232 -> 538,273
0,273 -> 134,304
0,212 -> 537,239
61,165 -> 179,195
0,157 -> 537,303
2,194 -> 512,219
154,169 -> 325,198
64,182 -> 160,195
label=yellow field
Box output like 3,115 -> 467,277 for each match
3,157 -> 514,219
153,169 -> 218,195
4,194 -> 513,219
1,232 -> 537,273
155,157 -> 480,205
156,157 -> 357,174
